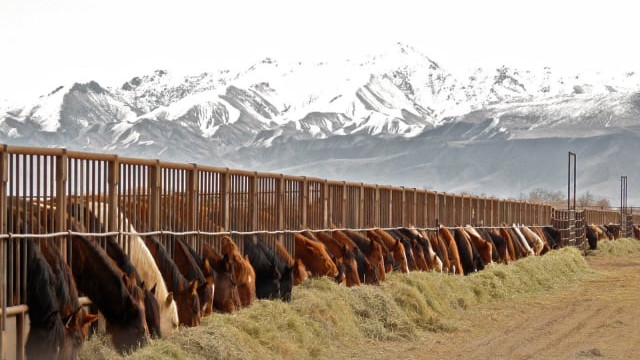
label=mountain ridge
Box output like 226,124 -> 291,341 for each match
1,42 -> 639,203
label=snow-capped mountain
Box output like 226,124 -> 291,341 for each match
2,42 -> 640,204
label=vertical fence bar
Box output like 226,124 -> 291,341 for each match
374,186 -> 380,227
301,177 -> 308,229
0,145 -> 7,359
276,175 -> 284,241
322,180 -> 329,229
148,160 -> 161,232
249,172 -> 258,234
55,150 -> 67,257
221,169 -> 230,232
107,157 -> 119,234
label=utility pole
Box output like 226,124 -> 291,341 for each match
568,152 -> 576,210
621,175 -> 628,236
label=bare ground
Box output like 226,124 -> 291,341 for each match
350,255 -> 640,360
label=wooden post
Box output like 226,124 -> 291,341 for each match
276,175 -> 284,241
322,180 -> 329,229
301,177 -> 308,229
249,172 -> 258,232
55,150 -> 67,259
388,188 -> 394,227
399,187 -> 406,226
15,312 -> 24,360
0,145 -> 7,359
341,182 -> 347,228
187,164 -> 198,231
359,183 -> 365,228
411,188 -> 417,227
107,156 -> 119,232
374,186 -> 380,228
221,169 -> 230,232
148,160 -> 161,231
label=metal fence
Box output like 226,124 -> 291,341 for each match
0,144 -> 633,359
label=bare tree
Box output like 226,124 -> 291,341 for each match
527,188 -> 565,205
578,191 -> 596,208
594,198 -> 611,209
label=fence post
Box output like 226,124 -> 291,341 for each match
249,172 -> 258,233
276,174 -> 284,240
341,182 -> 347,227
374,185 -> 380,228
322,180 -> 329,229
301,177 -> 308,229
359,183 -> 365,229
401,187 -> 406,226
107,156 -> 119,232
388,188 -> 394,227
220,169 -> 230,232
55,150 -> 67,257
148,160 -> 161,231
187,164 -> 198,231
0,145 -> 7,359
15,311 -> 24,360
434,192 -> 440,226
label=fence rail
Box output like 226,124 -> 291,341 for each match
0,144 -> 635,360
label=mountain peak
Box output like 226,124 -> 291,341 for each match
69,81 -> 107,95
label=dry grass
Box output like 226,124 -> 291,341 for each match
587,238 -> 640,257
80,247 -> 592,360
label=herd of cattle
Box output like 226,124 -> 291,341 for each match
13,201 -> 637,359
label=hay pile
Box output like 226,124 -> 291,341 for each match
590,238 -> 640,256
80,247 -> 591,360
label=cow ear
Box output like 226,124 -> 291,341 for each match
150,283 -> 157,295
165,292 -> 174,306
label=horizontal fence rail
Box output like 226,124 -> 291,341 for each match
0,144 -> 635,359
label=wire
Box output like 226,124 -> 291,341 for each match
0,224 -> 559,240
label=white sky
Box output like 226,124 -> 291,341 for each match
1,0 -> 639,102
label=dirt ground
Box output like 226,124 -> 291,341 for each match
361,255 -> 640,360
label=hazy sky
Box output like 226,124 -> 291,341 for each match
1,0 -> 638,101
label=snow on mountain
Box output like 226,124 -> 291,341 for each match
2,42 -> 640,203
1,82 -> 137,141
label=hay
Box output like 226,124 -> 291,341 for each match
588,238 -> 640,257
80,247 -> 592,360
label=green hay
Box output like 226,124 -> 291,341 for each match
80,247 -> 592,360
588,238 -> 640,257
